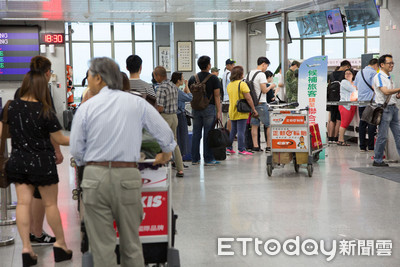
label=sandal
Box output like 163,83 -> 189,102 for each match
337,141 -> 350,146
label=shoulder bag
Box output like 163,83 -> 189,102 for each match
236,81 -> 253,113
361,93 -> 390,126
0,100 -> 12,188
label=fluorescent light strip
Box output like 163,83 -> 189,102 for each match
2,17 -> 49,20
8,0 -> 49,2
207,9 -> 253,12
232,0 -> 283,2
107,10 -> 156,13
0,9 -> 50,13
187,17 -> 228,20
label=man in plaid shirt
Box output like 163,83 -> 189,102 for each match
154,66 -> 184,177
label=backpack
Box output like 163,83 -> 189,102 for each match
327,73 -> 341,101
245,71 -> 263,105
190,74 -> 213,110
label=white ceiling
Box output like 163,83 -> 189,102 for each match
0,0 -> 370,22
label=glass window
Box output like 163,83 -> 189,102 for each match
93,23 -> 111,41
367,38 -> 380,53
303,39 -> 322,60
288,40 -> 300,61
93,43 -> 112,58
195,41 -> 214,72
135,42 -> 153,83
217,41 -> 230,72
114,23 -> 132,41
65,23 -> 69,41
266,40 -> 279,73
265,22 -> 279,39
195,22 -> 214,40
217,22 -> 229,39
134,23 -> 153,41
367,26 -> 380,36
66,42 -> 70,65
71,23 -> 90,41
288,21 -> 300,38
346,38 -> 364,58
115,43 -> 133,76
346,26 -> 364,37
72,43 -> 91,85
73,86 -> 84,103
325,39 -> 343,59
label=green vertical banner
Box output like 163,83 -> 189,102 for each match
298,56 -> 328,159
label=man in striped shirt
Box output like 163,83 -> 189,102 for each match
71,57 -> 176,267
126,55 -> 157,105
154,66 -> 185,177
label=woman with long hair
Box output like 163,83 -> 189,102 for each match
226,66 -> 258,155
5,70 -> 72,266
171,71 -> 192,164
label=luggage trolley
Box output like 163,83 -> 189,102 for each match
70,159 -> 180,267
266,106 -> 322,177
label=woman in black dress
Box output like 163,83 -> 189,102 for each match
5,70 -> 72,266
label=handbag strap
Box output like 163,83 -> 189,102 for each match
237,81 -> 242,99
382,94 -> 391,108
361,70 -> 374,92
1,100 -> 12,157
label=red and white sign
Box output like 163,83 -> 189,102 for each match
139,191 -> 168,236
272,127 -> 309,150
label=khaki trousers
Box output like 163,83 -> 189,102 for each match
161,113 -> 184,172
81,165 -> 145,267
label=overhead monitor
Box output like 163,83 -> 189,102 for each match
344,0 -> 380,31
310,11 -> 330,36
326,8 -> 345,34
0,26 -> 39,81
296,15 -> 320,38
275,22 -> 292,44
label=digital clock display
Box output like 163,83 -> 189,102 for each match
40,33 -> 65,44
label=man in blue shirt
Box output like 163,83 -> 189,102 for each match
70,57 -> 176,267
354,58 -> 379,152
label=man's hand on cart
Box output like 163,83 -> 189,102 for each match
153,152 -> 173,166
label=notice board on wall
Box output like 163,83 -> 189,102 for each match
0,26 -> 40,81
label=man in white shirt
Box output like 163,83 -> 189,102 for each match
248,57 -> 272,152
372,54 -> 400,166
221,59 -> 236,129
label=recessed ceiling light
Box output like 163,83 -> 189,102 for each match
207,9 -> 253,13
187,17 -> 228,21
2,17 -> 49,20
107,10 -> 156,13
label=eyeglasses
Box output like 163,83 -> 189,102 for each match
385,62 -> 395,66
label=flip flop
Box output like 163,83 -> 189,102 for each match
337,141 -> 350,146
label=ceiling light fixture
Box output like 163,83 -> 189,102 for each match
207,9 -> 253,13
107,10 -> 156,13
0,9 -> 50,13
2,17 -> 49,20
232,0 -> 283,2
7,0 -> 49,2
187,17 -> 228,21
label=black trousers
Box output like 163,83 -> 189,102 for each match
358,106 -> 377,150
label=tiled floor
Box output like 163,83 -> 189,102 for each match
1,142 -> 400,267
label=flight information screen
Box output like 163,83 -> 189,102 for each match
0,26 -> 39,81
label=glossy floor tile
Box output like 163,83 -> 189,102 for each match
1,142 -> 400,267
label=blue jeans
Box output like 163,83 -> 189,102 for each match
177,112 -> 189,156
250,103 -> 270,127
192,104 -> 216,162
228,119 -> 247,152
374,105 -> 400,163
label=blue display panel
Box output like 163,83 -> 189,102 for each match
0,26 -> 39,81
345,0 -> 380,31
296,11 -> 329,38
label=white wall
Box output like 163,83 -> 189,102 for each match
172,22 -> 196,78
247,21 -> 266,71
231,21 -> 248,73
379,0 -> 400,161
0,21 -> 66,125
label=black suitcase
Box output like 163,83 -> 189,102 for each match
63,109 -> 74,131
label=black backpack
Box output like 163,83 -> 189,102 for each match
327,72 -> 341,101
190,74 -> 213,110
245,71 -> 262,105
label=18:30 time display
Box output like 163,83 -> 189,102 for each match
40,33 -> 65,44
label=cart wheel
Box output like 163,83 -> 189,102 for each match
267,164 -> 273,177
72,194 -> 79,201
307,165 -> 313,177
